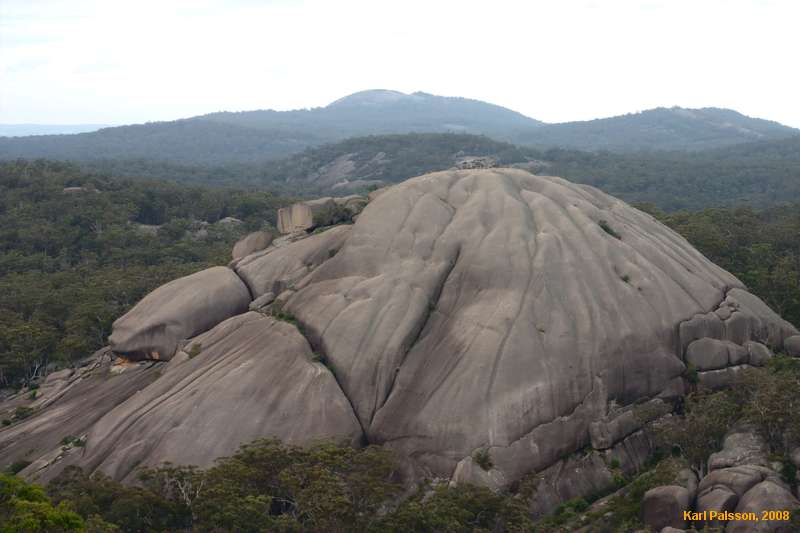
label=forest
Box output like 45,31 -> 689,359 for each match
74,133 -> 800,211
2,158 -> 800,531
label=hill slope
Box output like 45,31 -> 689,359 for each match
0,91 -> 542,164
518,107 -> 797,151
2,92 -> 796,164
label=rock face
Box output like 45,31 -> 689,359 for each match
108,266 -> 251,361
276,196 -> 366,234
1,168 -> 797,498
231,230 -> 274,260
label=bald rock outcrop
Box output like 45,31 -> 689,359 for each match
2,169 -> 797,510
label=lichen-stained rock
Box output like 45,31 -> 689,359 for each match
232,230 -> 274,260
108,266 -> 251,361
234,225 -> 351,298
61,313 -> 362,483
283,168 -> 747,485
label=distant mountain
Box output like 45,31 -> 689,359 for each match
0,124 -> 111,136
1,92 -> 796,164
0,91 -> 542,164
517,107 -> 797,151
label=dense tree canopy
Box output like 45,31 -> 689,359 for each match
0,160 -> 290,387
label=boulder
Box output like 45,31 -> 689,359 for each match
727,480 -> 799,532
232,230 -> 274,260
699,464 -> 778,499
108,266 -> 251,360
686,338 -> 747,371
744,341 -> 773,367
56,313 -> 363,483
234,225 -> 352,298
697,487 -> 739,526
709,427 -> 769,471
697,365 -> 751,390
784,335 -> 800,357
277,198 -> 350,234
4,168 -> 798,487
642,485 -> 690,531
524,451 -> 616,517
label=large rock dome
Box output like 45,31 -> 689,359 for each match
2,168 -> 796,496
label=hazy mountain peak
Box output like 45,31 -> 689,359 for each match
327,89 -> 416,107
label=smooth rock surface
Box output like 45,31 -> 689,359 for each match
727,480 -> 799,532
286,169 -> 744,484
108,266 -> 251,360
784,335 -> 800,357
642,485 -> 689,531
232,230 -> 274,260
235,225 -> 351,298
3,168 -> 797,488
58,313 -> 362,483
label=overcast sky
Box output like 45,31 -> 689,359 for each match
1,0 -> 799,127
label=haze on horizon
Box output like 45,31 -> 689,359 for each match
1,0 -> 799,128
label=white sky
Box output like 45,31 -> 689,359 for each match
1,0 -> 799,127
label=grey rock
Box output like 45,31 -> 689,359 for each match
642,485 -> 689,531
248,292 -> 276,311
745,341 -> 773,367
686,338 -> 747,371
277,197 -> 351,234
63,313 -> 363,482
699,465 -> 778,499
235,225 -> 351,298
709,427 -> 769,471
232,231 -> 274,260
784,335 -> 800,357
524,451 -> 616,517
697,365 -> 751,390
697,487 -> 739,527
108,266 -> 251,360
0,350 -> 161,479
284,169 -> 750,486
4,168 -> 798,488
727,480 -> 799,532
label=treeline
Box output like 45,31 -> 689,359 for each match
2,439 -> 533,532
0,160 -> 291,387
80,133 -> 800,211
645,203 -> 800,326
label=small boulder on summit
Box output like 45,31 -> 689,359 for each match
276,196 -> 366,234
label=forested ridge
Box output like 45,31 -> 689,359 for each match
0,160 -> 289,387
73,133 -> 800,211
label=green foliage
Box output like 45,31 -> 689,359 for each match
731,359 -> 800,453
378,482 -> 533,533
598,219 -> 621,239
5,461 -> 31,476
652,390 -> 739,475
0,473 -> 84,532
42,438 -> 536,533
186,343 -> 202,359
12,407 -> 34,421
473,448 -> 493,471
0,160 -> 290,387
649,204 -> 800,327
